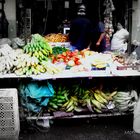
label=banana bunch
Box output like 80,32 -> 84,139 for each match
80,89 -> 108,113
113,90 -> 138,112
13,53 -> 46,76
48,86 -> 69,112
40,60 -> 64,75
62,96 -> 80,112
80,90 -> 95,112
0,55 -> 14,74
23,34 -> 52,61
71,85 -> 87,98
0,45 -> 23,74
0,44 -> 13,56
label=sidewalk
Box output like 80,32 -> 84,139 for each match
19,115 -> 140,140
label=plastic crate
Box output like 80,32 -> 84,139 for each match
0,88 -> 20,140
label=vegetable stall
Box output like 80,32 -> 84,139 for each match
0,33 -> 140,130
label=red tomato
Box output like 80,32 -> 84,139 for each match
75,60 -> 81,65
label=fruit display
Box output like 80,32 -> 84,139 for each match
47,82 -> 120,114
40,60 -> 65,75
52,46 -> 68,55
46,79 -> 139,114
13,53 -> 42,76
51,49 -> 81,66
79,89 -> 109,113
23,34 -> 52,61
90,53 -> 113,69
62,96 -> 80,112
44,33 -> 69,42
0,44 -> 22,74
112,55 -> 125,65
48,86 -> 70,112
113,90 -> 138,112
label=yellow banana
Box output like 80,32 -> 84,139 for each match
66,105 -> 74,112
94,107 -> 102,113
41,49 -> 49,56
66,100 -> 74,109
91,99 -> 102,110
94,92 -> 105,104
108,91 -> 117,100
100,91 -> 109,101
96,92 -> 108,104
62,101 -> 69,108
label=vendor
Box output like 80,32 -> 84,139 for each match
111,22 -> 129,53
68,4 -> 92,51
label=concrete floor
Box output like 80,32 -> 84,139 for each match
19,115 -> 140,140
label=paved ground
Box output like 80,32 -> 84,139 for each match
19,114 -> 140,140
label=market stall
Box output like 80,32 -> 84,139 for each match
0,33 -> 140,131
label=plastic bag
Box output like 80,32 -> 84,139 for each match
19,81 -> 54,113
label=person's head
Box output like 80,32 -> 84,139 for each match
77,4 -> 86,16
117,22 -> 123,30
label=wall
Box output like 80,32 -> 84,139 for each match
132,0 -> 140,42
4,0 -> 17,38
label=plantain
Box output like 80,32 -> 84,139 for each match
86,99 -> 94,112
94,107 -> 102,113
62,101 -> 70,108
66,105 -> 75,112
66,100 -> 74,109
93,92 -> 105,104
91,99 -> 102,110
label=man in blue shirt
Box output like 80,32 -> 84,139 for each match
68,4 -> 92,51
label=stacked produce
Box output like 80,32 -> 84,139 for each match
48,86 -> 69,112
23,34 -> 52,61
13,53 -> 43,76
44,33 -> 68,42
90,53 -> 112,69
0,44 -> 21,74
113,90 -> 138,112
40,60 -> 65,75
47,83 -> 119,113
62,96 -> 80,112
52,46 -> 68,55
79,89 -> 109,113
51,49 -> 81,66
112,54 -> 125,65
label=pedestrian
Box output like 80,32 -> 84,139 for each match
111,22 -> 129,53
68,4 -> 92,51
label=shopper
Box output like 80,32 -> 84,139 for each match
111,22 -> 129,53
68,4 -> 92,51
90,20 -> 109,53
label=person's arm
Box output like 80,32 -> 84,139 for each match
96,32 -> 105,46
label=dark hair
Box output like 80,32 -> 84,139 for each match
117,19 -> 125,27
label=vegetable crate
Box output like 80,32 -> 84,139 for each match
0,88 -> 20,140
